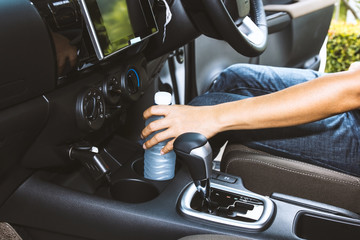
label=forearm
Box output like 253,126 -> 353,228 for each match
215,70 -> 360,131
141,68 -> 360,154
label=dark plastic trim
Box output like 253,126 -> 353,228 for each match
0,0 -> 56,110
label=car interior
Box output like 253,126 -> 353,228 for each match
1,0 -> 360,239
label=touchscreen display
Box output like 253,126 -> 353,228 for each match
79,0 -> 158,59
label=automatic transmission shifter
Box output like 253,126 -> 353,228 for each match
173,133 -> 213,209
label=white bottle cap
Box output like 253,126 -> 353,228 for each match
154,91 -> 172,105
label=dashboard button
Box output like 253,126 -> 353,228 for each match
217,174 -> 237,184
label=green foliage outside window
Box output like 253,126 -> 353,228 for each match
325,21 -> 360,73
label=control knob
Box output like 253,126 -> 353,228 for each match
76,88 -> 105,131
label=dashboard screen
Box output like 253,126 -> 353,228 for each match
79,0 -> 158,59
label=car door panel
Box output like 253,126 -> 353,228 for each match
266,11 -> 291,34
261,0 -> 336,68
264,0 -> 337,19
260,4 -> 334,68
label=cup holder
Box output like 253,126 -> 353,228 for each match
110,179 -> 159,203
132,158 -> 144,177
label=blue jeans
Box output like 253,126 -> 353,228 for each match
189,64 -> 360,177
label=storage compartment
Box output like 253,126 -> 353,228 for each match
132,158 -> 146,177
110,179 -> 159,203
39,135 -> 177,204
295,213 -> 360,239
104,154 -> 182,203
96,157 -> 175,203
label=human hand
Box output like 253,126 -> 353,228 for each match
141,104 -> 220,154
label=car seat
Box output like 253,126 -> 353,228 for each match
220,144 -> 360,214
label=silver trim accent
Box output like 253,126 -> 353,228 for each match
93,154 -> 109,174
190,142 -> 212,178
238,16 -> 265,46
68,146 -> 74,160
90,146 -> 99,153
190,142 -> 212,161
78,0 -> 104,59
42,95 -> 49,103
179,182 -> 274,230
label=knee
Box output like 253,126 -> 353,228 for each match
209,64 -> 255,93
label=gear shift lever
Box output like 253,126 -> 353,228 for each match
173,133 -> 213,208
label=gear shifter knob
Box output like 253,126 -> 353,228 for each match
173,133 -> 212,204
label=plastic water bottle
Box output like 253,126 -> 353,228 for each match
144,92 -> 176,180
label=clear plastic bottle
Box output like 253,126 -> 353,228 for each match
144,92 -> 176,180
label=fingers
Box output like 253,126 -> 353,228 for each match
141,105 -> 173,139
143,134 -> 175,155
143,129 -> 169,150
160,139 -> 175,155
143,105 -> 169,120
141,115 -> 168,140
141,104 -> 215,154
141,111 -> 174,150
141,105 -> 178,153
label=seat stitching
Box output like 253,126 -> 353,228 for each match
224,157 -> 360,188
224,149 -> 360,186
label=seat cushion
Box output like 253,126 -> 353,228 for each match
221,144 -> 360,213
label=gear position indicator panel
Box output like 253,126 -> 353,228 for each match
201,188 -> 265,222
180,181 -> 275,230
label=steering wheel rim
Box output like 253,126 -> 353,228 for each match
202,0 -> 268,57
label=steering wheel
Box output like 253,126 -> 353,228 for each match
202,0 -> 268,57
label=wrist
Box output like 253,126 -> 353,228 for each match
212,103 -> 235,132
213,100 -> 252,132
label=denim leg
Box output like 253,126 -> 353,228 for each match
234,113 -> 360,177
189,64 -> 360,177
208,63 -> 324,96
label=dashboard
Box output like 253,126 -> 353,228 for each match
33,0 -> 161,133
0,0 -> 199,169
0,0 -> 195,170
21,0 -> 163,133
32,0 -> 158,72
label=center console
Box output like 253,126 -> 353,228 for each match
2,130 -> 360,239
71,132 -> 360,239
